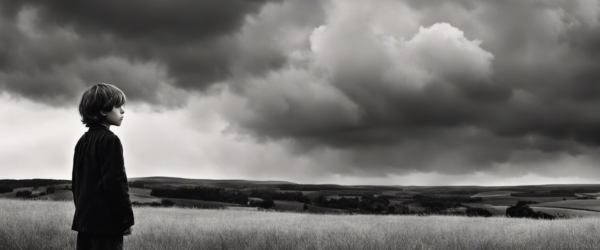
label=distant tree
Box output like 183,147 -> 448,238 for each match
388,206 -> 396,214
303,203 -> 309,211
16,190 -> 32,198
396,204 -> 409,214
46,186 -> 55,194
151,186 -> 249,205
0,186 -> 13,194
358,200 -> 373,212
506,202 -> 554,219
259,199 -> 275,209
374,203 -> 386,213
466,207 -> 492,217
129,181 -> 145,188
316,195 -> 326,205
161,199 -> 174,206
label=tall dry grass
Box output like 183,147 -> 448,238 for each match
0,198 -> 598,250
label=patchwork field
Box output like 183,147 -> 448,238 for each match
529,207 -> 600,218
534,199 -> 600,212
466,196 -> 578,206
463,203 -> 600,218
4,181 -> 600,218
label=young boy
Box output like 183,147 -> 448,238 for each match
72,83 -> 134,250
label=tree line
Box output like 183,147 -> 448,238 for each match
315,194 -> 409,214
150,186 -> 249,205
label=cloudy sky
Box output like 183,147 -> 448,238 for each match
1,0 -> 600,186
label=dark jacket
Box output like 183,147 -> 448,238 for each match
72,124 -> 134,234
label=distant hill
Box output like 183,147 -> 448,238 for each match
0,179 -> 71,189
127,176 -> 407,190
128,176 -> 297,189
129,176 -> 295,185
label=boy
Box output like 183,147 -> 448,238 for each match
72,83 -> 134,250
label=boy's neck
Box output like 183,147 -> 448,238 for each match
99,123 -> 110,129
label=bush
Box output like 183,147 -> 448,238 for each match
16,190 -> 32,198
259,199 -> 275,209
506,202 -> 554,220
0,185 -> 13,194
250,189 -> 311,204
161,199 -> 175,206
466,207 -> 492,217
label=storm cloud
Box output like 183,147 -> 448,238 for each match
1,0 -> 600,183
0,0 -> 276,105
219,0 -> 600,177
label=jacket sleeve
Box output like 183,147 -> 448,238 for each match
99,135 -> 134,230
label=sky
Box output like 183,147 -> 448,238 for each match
1,0 -> 600,186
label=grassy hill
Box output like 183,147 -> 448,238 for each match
2,198 -> 600,250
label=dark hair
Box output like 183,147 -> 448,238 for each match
78,83 -> 126,126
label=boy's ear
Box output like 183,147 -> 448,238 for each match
100,110 -> 108,117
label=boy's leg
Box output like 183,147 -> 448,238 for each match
76,232 -> 93,250
90,233 -> 124,250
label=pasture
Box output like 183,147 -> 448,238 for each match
2,198 -> 600,250
534,199 -> 600,212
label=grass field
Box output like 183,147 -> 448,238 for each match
3,198 -> 600,250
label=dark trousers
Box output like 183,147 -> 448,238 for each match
77,232 -> 124,250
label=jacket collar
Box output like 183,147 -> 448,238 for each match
88,124 -> 110,131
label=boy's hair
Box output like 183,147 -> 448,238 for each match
78,83 -> 126,126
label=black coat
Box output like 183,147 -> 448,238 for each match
72,124 -> 134,234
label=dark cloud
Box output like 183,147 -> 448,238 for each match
14,0 -> 275,44
213,0 -> 600,179
0,0 -> 279,105
2,0 -> 600,180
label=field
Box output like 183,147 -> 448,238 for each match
2,198 -> 600,250
466,196 -> 578,206
534,199 -> 600,212
463,203 -> 600,218
471,191 -> 513,197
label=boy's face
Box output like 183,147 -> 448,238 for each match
101,106 -> 125,127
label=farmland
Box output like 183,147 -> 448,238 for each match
4,178 -> 600,249
4,177 -> 600,218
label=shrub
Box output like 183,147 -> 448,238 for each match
506,202 -> 554,220
161,199 -> 174,206
0,185 -> 13,194
259,199 -> 275,209
16,190 -> 32,198
466,207 -> 492,217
